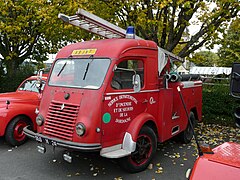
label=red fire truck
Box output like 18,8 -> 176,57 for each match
24,9 -> 202,173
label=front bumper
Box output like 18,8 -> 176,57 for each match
23,126 -> 102,151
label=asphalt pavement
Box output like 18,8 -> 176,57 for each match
0,123 -> 239,180
0,137 -> 198,180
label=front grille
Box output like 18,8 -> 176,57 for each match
44,100 -> 79,141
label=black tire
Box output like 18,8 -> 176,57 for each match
118,126 -> 157,173
5,116 -> 32,146
178,112 -> 195,144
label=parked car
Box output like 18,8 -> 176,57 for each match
186,142 -> 240,180
0,75 -> 47,146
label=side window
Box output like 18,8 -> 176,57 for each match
111,60 -> 144,90
18,80 -> 45,92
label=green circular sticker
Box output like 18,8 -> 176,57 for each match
103,113 -> 111,124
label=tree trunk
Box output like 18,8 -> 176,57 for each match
5,59 -> 20,78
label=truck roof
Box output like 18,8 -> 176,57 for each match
56,38 -> 158,60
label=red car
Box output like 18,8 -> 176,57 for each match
187,142 -> 240,180
0,75 -> 47,146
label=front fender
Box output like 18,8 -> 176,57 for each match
0,107 -> 11,136
125,112 -> 156,142
0,104 -> 37,136
100,113 -> 157,158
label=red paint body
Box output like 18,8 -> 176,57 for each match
0,75 -> 47,137
189,142 -> 240,180
33,39 -> 202,152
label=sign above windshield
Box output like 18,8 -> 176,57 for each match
71,49 -> 97,56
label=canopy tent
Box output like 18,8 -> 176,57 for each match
177,65 -> 189,74
189,67 -> 232,76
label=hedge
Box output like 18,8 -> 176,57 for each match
202,83 -> 239,126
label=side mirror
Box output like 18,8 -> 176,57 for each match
230,63 -> 240,98
36,69 -> 44,92
133,74 -> 141,92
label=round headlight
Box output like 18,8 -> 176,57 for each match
36,114 -> 44,126
76,123 -> 86,136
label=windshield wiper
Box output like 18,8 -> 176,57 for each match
83,55 -> 94,80
57,62 -> 67,76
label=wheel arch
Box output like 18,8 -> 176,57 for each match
190,107 -> 199,122
5,114 -> 34,134
190,104 -> 202,122
143,121 -> 159,140
125,112 -> 158,142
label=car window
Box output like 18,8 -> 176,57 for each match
111,60 -> 144,90
18,80 -> 45,92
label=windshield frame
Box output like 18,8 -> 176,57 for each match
48,58 -> 111,90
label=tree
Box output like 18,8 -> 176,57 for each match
190,51 -> 220,66
0,0 -> 90,77
0,0 -> 239,77
87,0 -> 239,58
218,18 -> 240,67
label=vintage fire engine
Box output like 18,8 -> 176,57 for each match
24,9 -> 202,172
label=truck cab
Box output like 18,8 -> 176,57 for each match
24,38 -> 202,172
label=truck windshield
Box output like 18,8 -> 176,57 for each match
48,58 -> 110,89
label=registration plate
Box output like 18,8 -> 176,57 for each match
35,135 -> 57,146
35,135 -> 43,142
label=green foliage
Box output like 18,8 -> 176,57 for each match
0,0 -> 90,77
0,0 -> 239,79
202,83 -> 239,126
217,18 -> 240,67
0,64 -> 35,93
190,51 -> 220,66
90,0 -> 239,58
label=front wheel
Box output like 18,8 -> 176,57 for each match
5,116 -> 32,146
118,126 -> 157,173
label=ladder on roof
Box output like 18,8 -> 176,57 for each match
58,8 -> 183,62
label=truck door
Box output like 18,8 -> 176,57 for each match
102,59 -> 148,147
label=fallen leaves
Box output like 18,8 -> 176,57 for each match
7,146 -> 17,152
148,163 -> 153,170
151,122 -> 240,178
195,123 -> 240,147
114,177 -> 123,180
155,166 -> 163,174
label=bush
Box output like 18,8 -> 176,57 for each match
202,83 -> 239,126
0,65 -> 35,93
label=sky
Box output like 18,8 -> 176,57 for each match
188,2 -> 220,53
